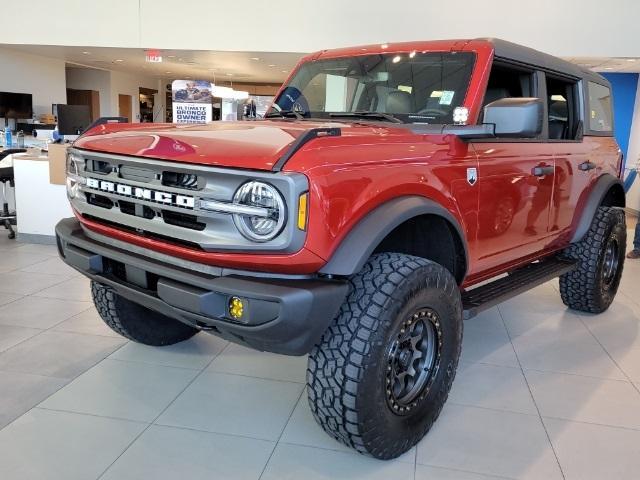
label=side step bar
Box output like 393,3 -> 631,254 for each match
462,257 -> 576,320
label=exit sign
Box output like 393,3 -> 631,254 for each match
145,50 -> 162,63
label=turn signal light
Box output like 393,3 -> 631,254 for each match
297,192 -> 309,231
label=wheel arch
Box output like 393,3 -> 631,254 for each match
319,196 -> 468,283
571,173 -> 625,243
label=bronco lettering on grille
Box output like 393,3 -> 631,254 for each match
86,177 -> 195,209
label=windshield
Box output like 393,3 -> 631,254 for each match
270,51 -> 475,124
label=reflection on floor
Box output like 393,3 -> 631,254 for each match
0,230 -> 640,480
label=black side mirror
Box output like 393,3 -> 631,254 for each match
484,97 -> 543,138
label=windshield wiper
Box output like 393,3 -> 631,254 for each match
265,109 -> 304,120
329,111 -> 403,123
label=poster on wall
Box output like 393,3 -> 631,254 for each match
171,80 -> 213,124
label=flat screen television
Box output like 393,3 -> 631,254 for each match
0,91 -> 33,118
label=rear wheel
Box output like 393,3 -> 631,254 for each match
559,206 -> 626,313
307,253 -> 463,459
91,281 -> 199,345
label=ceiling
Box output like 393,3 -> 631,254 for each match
3,44 -> 306,84
5,44 -> 640,84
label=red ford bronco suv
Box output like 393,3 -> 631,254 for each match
56,38 -> 626,459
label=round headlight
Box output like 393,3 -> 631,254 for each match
232,181 -> 286,242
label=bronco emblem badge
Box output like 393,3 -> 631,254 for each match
467,167 -> 478,186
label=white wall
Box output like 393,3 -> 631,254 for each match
65,67 -> 111,117
110,71 -> 161,122
0,47 -> 66,117
1,1 -> 640,57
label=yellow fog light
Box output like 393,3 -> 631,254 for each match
228,296 -> 245,320
297,192 -> 308,231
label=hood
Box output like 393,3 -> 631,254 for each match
73,120 -> 411,171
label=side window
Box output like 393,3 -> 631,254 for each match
481,63 -> 534,123
545,75 -> 579,140
588,82 -> 613,132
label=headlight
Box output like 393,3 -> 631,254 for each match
65,152 -> 86,199
231,181 -> 286,242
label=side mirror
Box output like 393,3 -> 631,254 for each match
483,97 -> 543,138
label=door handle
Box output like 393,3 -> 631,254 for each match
532,165 -> 554,177
579,161 -> 596,171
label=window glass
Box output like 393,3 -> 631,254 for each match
546,76 -> 578,140
588,82 -> 613,132
271,52 -> 476,124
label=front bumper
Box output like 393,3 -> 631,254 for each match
55,218 -> 348,355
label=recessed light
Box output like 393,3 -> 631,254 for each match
226,73 -> 233,76
604,67 -> 614,70
82,51 -> 90,55
114,59 -> 124,63
167,55 -> 176,58
281,70 -> 287,73
268,64 -> 276,67
165,71 -> 172,74
627,58 -> 637,62
250,57 -> 260,61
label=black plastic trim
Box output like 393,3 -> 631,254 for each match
272,127 -> 341,172
571,174 -> 625,243
56,217 -> 348,355
319,196 -> 468,278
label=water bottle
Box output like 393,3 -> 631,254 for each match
16,130 -> 24,148
4,127 -> 12,148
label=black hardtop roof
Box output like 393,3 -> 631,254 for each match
480,38 -> 610,86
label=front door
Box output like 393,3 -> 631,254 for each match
471,142 -> 557,273
118,94 -> 132,122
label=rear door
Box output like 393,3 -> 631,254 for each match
543,73 -> 593,238
471,63 -> 556,274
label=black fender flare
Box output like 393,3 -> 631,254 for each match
319,196 -> 469,278
571,173 -> 625,243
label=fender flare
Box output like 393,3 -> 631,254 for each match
319,196 -> 469,277
571,173 -> 625,243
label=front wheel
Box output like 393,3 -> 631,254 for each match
559,206 -> 626,313
306,253 -> 463,459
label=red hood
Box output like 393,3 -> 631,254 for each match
73,120 -> 407,171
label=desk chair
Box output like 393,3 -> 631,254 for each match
0,149 -> 26,239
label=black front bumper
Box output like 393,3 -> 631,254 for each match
55,218 -> 348,355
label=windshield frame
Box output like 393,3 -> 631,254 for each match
267,51 -> 477,125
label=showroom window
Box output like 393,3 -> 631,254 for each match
272,52 -> 476,124
588,81 -> 613,132
545,75 -> 579,140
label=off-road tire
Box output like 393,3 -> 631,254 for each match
91,281 -> 199,345
307,253 -> 463,459
559,206 -> 626,313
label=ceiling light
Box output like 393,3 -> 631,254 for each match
268,64 -> 276,67
627,58 -> 637,62
114,59 -> 124,62
250,57 -> 260,61
381,43 -> 389,49
82,51 -> 90,55
165,71 -> 172,74
226,73 -> 234,76
281,70 -> 287,73
604,67 -> 614,70
167,55 -> 175,58
392,55 -> 402,63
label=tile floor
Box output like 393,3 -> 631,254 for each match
0,230 -> 639,480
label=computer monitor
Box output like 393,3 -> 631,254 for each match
57,105 -> 92,135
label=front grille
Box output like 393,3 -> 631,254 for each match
86,193 -> 113,209
162,171 -> 200,190
119,200 -> 156,219
83,214 -> 205,251
162,210 -> 206,231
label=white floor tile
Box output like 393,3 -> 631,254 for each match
0,271 -> 69,296
207,343 -> 307,383
157,371 -> 303,441
0,296 -> 92,329
0,325 -> 41,352
53,308 -> 121,337
101,425 -> 274,480
40,359 -> 198,422
33,276 -> 92,302
18,257 -> 79,277
461,319 -> 519,368
0,408 -> 146,480
545,417 -> 640,480
261,443 -> 415,480
109,333 -> 227,370
415,465 -> 511,479
449,362 -> 537,414
416,404 -> 563,479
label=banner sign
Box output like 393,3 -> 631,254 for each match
171,80 -> 213,124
